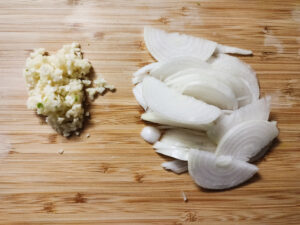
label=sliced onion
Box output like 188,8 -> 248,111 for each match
216,44 -> 253,55
132,62 -> 159,84
166,73 -> 237,110
142,77 -> 221,126
188,150 -> 258,190
208,53 -> 259,100
144,27 -> 218,62
132,83 -> 147,110
161,160 -> 188,174
140,126 -> 161,144
207,96 -> 271,143
215,120 -> 279,161
141,111 -> 212,131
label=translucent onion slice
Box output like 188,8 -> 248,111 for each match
149,56 -> 209,81
166,73 -> 237,110
207,96 -> 271,143
216,120 -> 279,161
132,62 -> 159,84
165,68 -> 252,107
216,44 -> 253,55
161,160 -> 188,174
142,77 -> 221,125
141,111 -> 211,131
132,83 -> 147,110
144,27 -> 218,62
153,128 -> 216,160
209,53 -> 259,100
188,150 -> 258,190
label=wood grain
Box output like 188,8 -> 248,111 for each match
0,0 -> 299,224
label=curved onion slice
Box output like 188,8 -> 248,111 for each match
216,120 -> 278,161
144,27 -> 218,62
166,73 -> 237,110
153,128 -> 216,160
132,62 -> 159,84
216,44 -> 253,55
132,83 -> 147,110
188,150 -> 258,190
207,96 -> 271,143
141,111 -> 211,131
165,68 -> 252,107
161,160 -> 188,174
142,77 -> 221,125
150,56 -> 209,81
208,53 -> 259,100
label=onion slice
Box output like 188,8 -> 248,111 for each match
132,83 -> 147,110
142,77 -> 221,125
144,27 -> 218,62
216,44 -> 253,55
207,96 -> 271,143
161,160 -> 188,174
216,120 -> 279,161
132,62 -> 159,84
209,53 -> 259,100
188,150 -> 258,190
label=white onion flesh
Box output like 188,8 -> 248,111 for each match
209,53 -> 259,100
141,111 -> 211,131
216,44 -> 253,55
188,150 -> 258,190
142,77 -> 221,126
144,27 -> 218,62
132,62 -> 159,84
140,126 -> 161,144
132,83 -> 147,110
161,160 -> 188,174
216,120 -> 278,161
207,96 -> 271,143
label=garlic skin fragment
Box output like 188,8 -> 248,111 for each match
188,150 -> 258,190
140,126 -> 161,144
215,120 -> 279,162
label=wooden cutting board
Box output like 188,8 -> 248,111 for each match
0,0 -> 299,224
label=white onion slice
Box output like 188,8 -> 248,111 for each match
141,111 -> 211,131
166,73 -> 237,110
140,126 -> 161,144
209,53 -> 259,100
188,150 -> 258,190
132,83 -> 147,110
216,120 -> 279,161
142,77 -> 221,125
161,160 -> 188,174
132,62 -> 159,84
216,44 -> 253,55
207,96 -> 271,143
144,27 -> 218,62
165,68 -> 252,107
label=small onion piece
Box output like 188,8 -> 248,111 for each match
161,160 -> 188,174
216,120 -> 279,161
142,77 -> 221,126
132,62 -> 159,84
140,126 -> 161,144
188,150 -> 258,190
144,27 -> 218,62
216,44 -> 253,55
132,83 -> 147,110
207,96 -> 271,143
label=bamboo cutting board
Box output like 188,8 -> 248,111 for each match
0,0 -> 299,224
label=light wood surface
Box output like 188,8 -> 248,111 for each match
0,0 -> 299,224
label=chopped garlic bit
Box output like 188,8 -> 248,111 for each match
58,149 -> 64,155
86,133 -> 90,138
86,76 -> 115,101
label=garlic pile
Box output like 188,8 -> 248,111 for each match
133,27 -> 279,190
